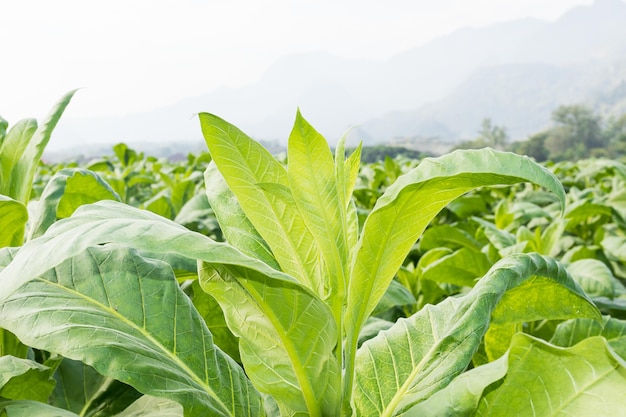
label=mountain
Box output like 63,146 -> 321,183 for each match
52,0 -> 626,153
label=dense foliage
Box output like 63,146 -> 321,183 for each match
1,93 -> 626,415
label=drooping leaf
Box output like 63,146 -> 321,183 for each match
352,253 -> 598,416
346,149 -> 566,385
0,245 -> 263,417
475,334 -> 626,416
0,200 -> 296,306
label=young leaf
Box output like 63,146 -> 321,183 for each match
287,110 -> 348,304
3,90 -> 76,204
199,112 -> 320,290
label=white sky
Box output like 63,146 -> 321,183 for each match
1,0 -> 593,123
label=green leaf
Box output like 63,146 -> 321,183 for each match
199,112 -> 320,290
352,253 -> 598,416
199,261 -> 340,417
204,163 -> 278,268
551,316 -> 626,360
0,119 -> 37,199
475,334 -> 626,416
49,359 -> 141,417
188,280 -> 240,363
484,272 -> 600,361
347,149 -> 566,364
0,401 -> 79,417
0,195 -> 27,247
116,395 -> 183,417
4,90 -> 77,204
403,354 -> 508,417
566,258 -> 616,298
28,168 -> 120,240
0,356 -> 56,402
372,279 -> 416,316
419,224 -> 482,253
0,200 -> 294,305
287,110 -> 349,310
420,247 -> 492,287
0,245 -> 262,417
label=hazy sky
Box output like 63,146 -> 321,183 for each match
2,0 -> 593,123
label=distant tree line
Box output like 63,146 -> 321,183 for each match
348,145 -> 428,164
456,105 -> 626,162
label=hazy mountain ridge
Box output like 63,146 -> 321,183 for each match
52,0 -> 626,152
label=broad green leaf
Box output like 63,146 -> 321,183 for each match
372,279 -> 416,317
0,401 -> 79,417
566,258 -> 616,298
0,356 -> 56,402
0,196 -> 27,247
419,224 -> 482,253
484,273 -> 600,361
116,395 -> 183,417
199,112 -> 320,290
403,354 -> 508,417
552,316 -> 626,360
0,245 -> 262,417
204,163 -> 278,268
347,149 -> 566,374
6,90 -> 76,204
188,280 -> 240,362
174,193 -> 219,236
28,168 -> 120,240
475,334 -> 626,416
142,191 -> 174,219
352,253 -> 598,417
420,247 -> 492,287
472,217 -> 516,250
199,262 -> 340,417
49,358 -> 141,417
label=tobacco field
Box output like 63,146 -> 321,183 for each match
1,91 -> 626,416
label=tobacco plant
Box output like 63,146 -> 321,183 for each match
0,102 -> 623,416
